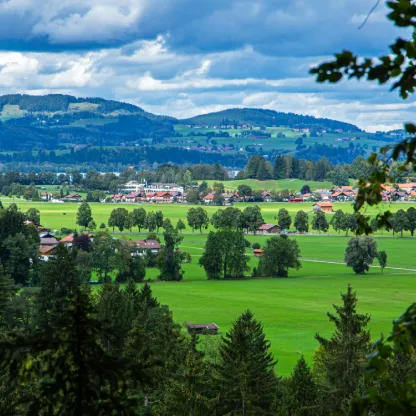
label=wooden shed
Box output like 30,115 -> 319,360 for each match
185,323 -> 219,335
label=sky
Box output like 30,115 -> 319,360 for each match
0,0 -> 414,132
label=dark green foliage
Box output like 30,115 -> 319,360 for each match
76,202 -> 93,230
215,310 -> 277,415
187,207 -> 209,233
377,250 -> 388,273
294,210 -> 309,233
211,207 -> 242,230
241,205 -> 264,234
176,218 -> 186,232
345,236 -> 378,274
0,265 -> 16,328
312,211 -> 329,233
259,235 -> 301,277
288,356 -> 318,416
330,209 -> 344,234
315,285 -> 371,413
131,207 -> 146,232
108,207 -> 129,232
156,231 -> 184,281
277,208 -> 292,231
199,229 -> 249,279
391,209 -> 410,237
25,207 -> 40,224
183,108 -> 359,131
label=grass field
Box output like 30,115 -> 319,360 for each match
201,179 -> 341,192
5,199 -> 416,374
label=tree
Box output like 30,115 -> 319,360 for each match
186,188 -> 200,204
187,207 -> 209,233
312,211 -> 329,233
131,207 -> 146,232
154,211 -> 164,233
182,169 -> 193,186
277,208 -> 292,231
0,265 -> 16,328
259,235 -> 301,277
378,250 -> 388,274
294,210 -> 309,233
199,229 -> 249,279
330,209 -> 344,234
216,310 -> 277,415
273,155 -> 286,179
144,211 -> 157,232
300,184 -> 311,195
241,205 -> 264,234
391,209 -> 410,237
99,222 -> 106,230
76,202 -> 93,230
87,220 -> 96,232
345,236 -> 378,274
406,207 -> 416,237
212,189 -> 224,206
198,181 -> 208,193
156,231 -> 184,281
288,356 -> 318,416
176,219 -> 186,233
26,207 -> 40,224
315,285 -> 371,413
211,207 -> 242,230
162,218 -> 173,231
237,184 -> 252,199
90,235 -> 116,282
340,213 -> 358,236
108,207 -> 129,233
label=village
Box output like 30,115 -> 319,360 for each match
40,181 -> 416,205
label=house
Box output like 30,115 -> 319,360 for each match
39,245 -> 57,260
112,193 -> 125,203
144,183 -> 184,194
185,323 -> 219,335
121,181 -> 144,193
134,239 -> 162,255
125,192 -> 142,203
60,234 -> 74,247
150,192 -> 174,203
313,202 -> 333,213
61,193 -> 82,202
330,191 -> 351,202
40,236 -> 59,246
256,224 -> 282,234
253,249 -> 264,257
262,191 -> 273,203
203,193 -> 215,204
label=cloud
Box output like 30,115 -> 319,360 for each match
0,1 -> 412,132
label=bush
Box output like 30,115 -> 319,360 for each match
252,242 -> 261,250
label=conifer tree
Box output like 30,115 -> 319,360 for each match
216,310 -> 277,415
315,285 -> 371,413
288,356 -> 318,416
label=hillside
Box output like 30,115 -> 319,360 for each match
182,108 -> 361,132
0,94 -> 176,150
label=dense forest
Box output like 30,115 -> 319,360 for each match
182,108 -> 361,131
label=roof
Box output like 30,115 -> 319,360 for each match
60,234 -> 74,243
39,245 -> 56,254
135,239 -> 162,249
253,249 -> 264,253
66,193 -> 82,198
315,202 -> 333,207
257,223 -> 279,230
187,323 -> 219,330
204,193 -> 215,200
40,237 -> 59,245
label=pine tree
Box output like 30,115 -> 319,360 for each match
216,310 -> 277,415
288,356 -> 318,416
314,285 -> 371,413
0,265 -> 16,328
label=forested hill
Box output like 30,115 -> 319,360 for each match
182,108 -> 361,131
0,94 -> 145,114
0,94 -> 176,150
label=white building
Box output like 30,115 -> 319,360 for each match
143,183 -> 184,194
121,181 -> 145,193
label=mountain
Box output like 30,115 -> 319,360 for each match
181,108 -> 361,132
0,94 -> 176,150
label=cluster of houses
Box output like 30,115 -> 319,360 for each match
38,182 -> 416,207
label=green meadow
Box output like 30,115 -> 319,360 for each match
6,199 -> 416,374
